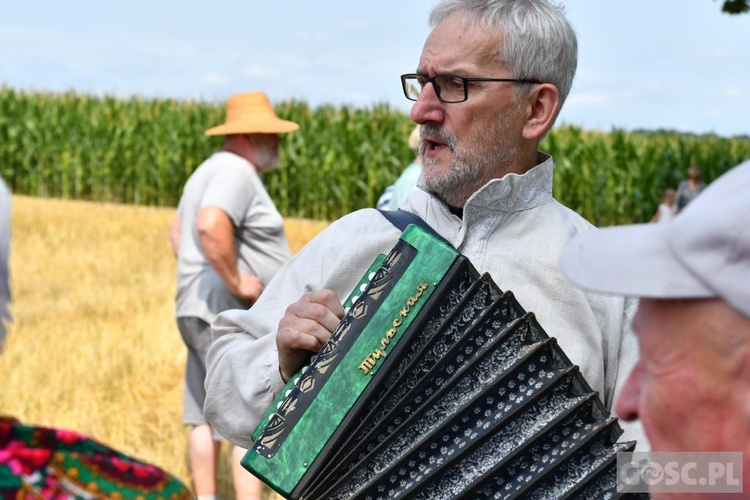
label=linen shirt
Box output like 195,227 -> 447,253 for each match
204,153 -> 646,449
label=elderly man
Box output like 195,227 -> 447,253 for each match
561,160 -> 750,497
170,91 -> 298,500
204,0 -> 645,454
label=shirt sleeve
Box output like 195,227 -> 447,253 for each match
204,315 -> 285,448
203,235 -> 322,447
201,164 -> 255,227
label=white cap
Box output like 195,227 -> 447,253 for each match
561,159 -> 750,318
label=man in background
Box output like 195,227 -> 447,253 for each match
562,160 -> 750,498
170,91 -> 298,500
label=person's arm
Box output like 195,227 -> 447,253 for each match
204,223 -> 345,447
169,216 -> 181,258
196,205 -> 263,302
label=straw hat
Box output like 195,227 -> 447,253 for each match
205,92 -> 299,136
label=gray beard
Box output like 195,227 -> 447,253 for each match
420,120 -> 519,208
255,147 -> 280,172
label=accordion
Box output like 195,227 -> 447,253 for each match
243,225 -> 643,499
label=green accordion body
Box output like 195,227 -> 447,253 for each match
242,225 -> 644,500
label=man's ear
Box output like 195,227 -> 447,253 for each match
522,83 -> 560,140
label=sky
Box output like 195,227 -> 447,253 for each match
1,1 -> 748,138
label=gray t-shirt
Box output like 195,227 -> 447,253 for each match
175,151 -> 291,323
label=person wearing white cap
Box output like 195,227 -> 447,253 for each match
561,159 -> 750,497
169,91 -> 298,500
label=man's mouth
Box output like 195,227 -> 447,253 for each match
423,135 -> 448,154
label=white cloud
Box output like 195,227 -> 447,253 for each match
293,30 -> 330,43
243,66 -> 280,79
724,87 -> 747,99
567,92 -> 609,107
201,73 -> 227,85
341,20 -> 369,31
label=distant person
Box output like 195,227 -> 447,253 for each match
561,159 -> 750,497
169,92 -> 298,500
0,176 -> 11,349
376,125 -> 422,210
675,165 -> 706,212
0,178 -> 191,499
650,187 -> 676,223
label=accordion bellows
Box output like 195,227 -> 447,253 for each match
244,226 -> 643,499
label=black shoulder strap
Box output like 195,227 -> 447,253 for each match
377,209 -> 450,245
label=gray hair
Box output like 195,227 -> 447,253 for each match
429,0 -> 578,125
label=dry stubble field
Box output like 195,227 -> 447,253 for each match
0,195 -> 329,498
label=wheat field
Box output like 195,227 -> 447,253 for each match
0,195 -> 329,497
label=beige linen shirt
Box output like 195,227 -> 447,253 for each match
204,153 -> 647,449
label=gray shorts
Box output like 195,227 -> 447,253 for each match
177,316 -> 213,427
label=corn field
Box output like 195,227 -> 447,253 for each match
1,86 -> 748,225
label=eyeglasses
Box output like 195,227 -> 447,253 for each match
400,73 -> 541,103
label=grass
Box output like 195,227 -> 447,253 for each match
0,195 -> 328,498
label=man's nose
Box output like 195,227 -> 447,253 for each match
615,362 -> 643,422
409,83 -> 444,125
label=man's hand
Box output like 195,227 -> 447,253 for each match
277,289 -> 345,382
236,274 -> 264,303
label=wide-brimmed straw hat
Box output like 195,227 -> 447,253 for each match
205,92 -> 299,136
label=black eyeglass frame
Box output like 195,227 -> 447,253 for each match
400,73 -> 542,103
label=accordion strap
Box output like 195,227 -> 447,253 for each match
377,209 -> 450,245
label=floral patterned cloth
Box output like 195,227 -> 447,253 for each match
0,416 -> 192,499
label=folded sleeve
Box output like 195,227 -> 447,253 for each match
204,311 -> 284,448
